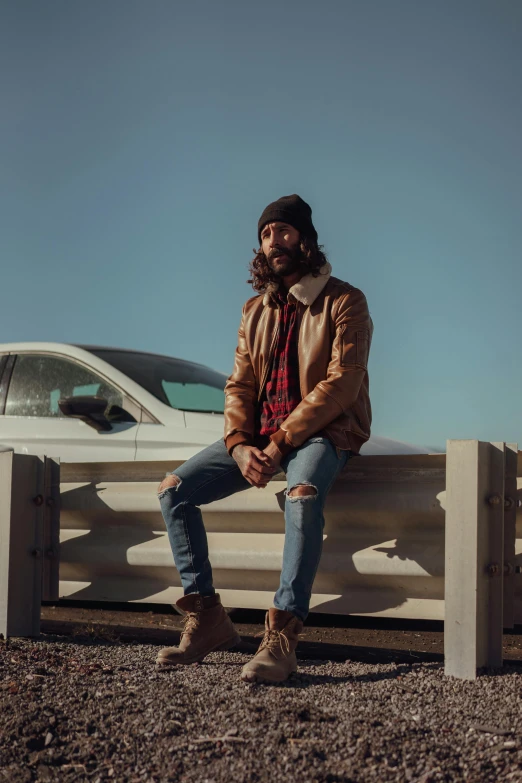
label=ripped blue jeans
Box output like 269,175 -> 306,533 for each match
158,436 -> 350,621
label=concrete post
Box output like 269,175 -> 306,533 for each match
42,457 -> 60,602
444,440 -> 509,679
0,452 -> 46,638
503,443 -> 518,629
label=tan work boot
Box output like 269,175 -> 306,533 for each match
241,608 -> 303,684
156,593 -> 241,667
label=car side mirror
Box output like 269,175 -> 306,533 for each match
58,395 -> 112,432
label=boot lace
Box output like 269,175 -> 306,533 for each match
258,628 -> 292,657
180,612 -> 201,640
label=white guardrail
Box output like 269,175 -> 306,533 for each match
58,455 -> 448,619
0,440 -> 520,679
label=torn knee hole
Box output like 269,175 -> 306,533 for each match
158,474 -> 182,496
287,484 -> 318,499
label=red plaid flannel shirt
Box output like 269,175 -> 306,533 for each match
257,289 -> 301,440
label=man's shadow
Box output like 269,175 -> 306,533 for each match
59,482 -> 176,602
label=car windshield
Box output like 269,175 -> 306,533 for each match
83,348 -> 226,414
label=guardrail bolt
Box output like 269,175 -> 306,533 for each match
33,495 -> 44,506
504,562 -> 514,576
31,548 -> 42,559
46,497 -> 55,508
504,496 -> 515,511
45,548 -> 56,559
487,563 -> 500,576
487,494 -> 502,507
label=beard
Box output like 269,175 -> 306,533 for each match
266,241 -> 304,277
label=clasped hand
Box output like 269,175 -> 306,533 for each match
232,443 -> 282,488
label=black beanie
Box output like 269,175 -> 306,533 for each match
257,194 -> 318,245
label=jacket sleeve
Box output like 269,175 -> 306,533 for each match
270,288 -> 372,455
223,303 -> 258,454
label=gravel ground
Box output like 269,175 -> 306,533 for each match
2,635 -> 522,783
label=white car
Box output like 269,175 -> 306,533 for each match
0,342 -> 432,462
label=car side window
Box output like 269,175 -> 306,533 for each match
5,354 -> 124,418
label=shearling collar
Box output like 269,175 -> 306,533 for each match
263,262 -> 332,307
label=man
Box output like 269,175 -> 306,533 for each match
156,194 -> 373,683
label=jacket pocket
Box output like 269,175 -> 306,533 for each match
340,326 -> 370,368
344,407 -> 368,436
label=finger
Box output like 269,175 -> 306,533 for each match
249,457 -> 276,474
245,465 -> 266,484
247,468 -> 272,485
258,463 -> 276,474
252,448 -> 273,464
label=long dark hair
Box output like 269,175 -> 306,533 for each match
247,236 -> 329,294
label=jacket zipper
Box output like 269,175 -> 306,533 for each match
258,309 -> 280,401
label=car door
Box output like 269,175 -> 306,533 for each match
0,352 -> 139,462
134,370 -> 225,461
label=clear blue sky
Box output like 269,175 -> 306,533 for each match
2,0 -> 521,450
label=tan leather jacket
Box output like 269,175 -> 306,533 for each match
224,263 -> 373,456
